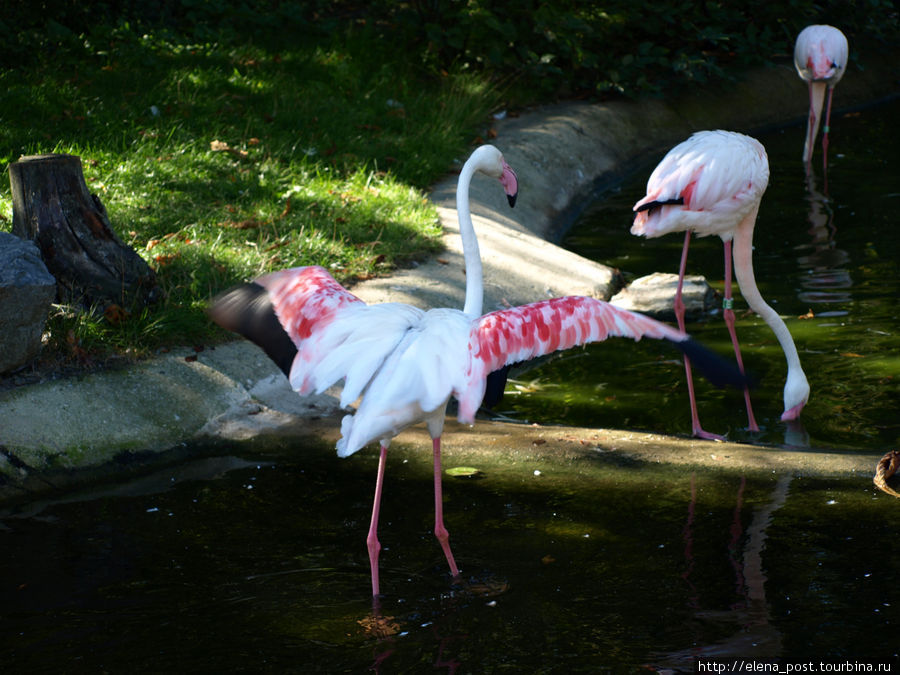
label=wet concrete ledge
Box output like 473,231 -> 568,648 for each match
2,53 -> 898,503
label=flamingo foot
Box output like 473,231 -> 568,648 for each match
693,427 -> 726,442
435,522 -> 461,580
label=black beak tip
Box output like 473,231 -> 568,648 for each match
507,192 -> 517,208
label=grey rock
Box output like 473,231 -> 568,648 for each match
0,232 -> 57,374
610,272 -> 716,322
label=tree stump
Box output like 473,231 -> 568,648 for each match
9,153 -> 158,311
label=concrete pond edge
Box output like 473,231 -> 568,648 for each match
2,53 -> 898,503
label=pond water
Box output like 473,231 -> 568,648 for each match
3,102 -> 900,672
3,442 -> 898,672
503,98 -> 900,452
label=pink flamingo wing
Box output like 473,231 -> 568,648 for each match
256,266 -> 365,345
457,297 -> 687,422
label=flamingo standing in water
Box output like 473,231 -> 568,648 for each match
794,24 -> 849,166
211,145 -> 749,598
632,130 -> 809,440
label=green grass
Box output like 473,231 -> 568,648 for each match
3,2 -> 895,371
0,33 -> 501,365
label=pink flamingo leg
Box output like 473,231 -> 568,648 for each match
722,241 -> 759,431
821,86 -> 836,170
432,437 -> 461,580
675,232 -> 723,441
367,443 -> 389,598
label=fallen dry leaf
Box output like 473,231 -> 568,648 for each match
210,139 -> 249,159
279,194 -> 293,219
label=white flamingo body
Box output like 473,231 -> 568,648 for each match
632,130 -> 809,437
633,130 -> 768,241
212,144 -> 747,597
256,265 -> 691,458
794,24 -> 849,164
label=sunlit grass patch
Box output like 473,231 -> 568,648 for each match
0,31 -> 499,367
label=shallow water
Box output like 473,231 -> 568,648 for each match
4,103 -> 900,672
3,442 -> 898,671
503,99 -> 900,451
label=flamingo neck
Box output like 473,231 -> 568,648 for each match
804,81 -> 827,163
457,160 -> 484,317
731,207 -> 809,408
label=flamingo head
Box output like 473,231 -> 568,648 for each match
780,369 -> 810,421
471,144 -> 518,207
794,25 -> 848,84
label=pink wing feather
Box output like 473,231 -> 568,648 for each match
257,266 -> 364,344
457,296 -> 687,421
255,266 -> 368,395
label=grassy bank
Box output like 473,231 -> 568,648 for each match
1,1 -> 897,372
0,32 -> 502,365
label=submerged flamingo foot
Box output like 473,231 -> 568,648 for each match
744,420 -> 762,434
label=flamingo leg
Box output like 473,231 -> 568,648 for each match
722,240 -> 759,431
367,443 -> 389,598
675,232 -> 723,441
432,437 -> 461,580
821,85 -> 836,171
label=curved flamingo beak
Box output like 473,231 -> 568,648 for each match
780,401 -> 806,422
499,160 -> 518,207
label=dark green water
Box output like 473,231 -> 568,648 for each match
503,99 -> 900,451
3,443 -> 898,672
3,103 -> 900,672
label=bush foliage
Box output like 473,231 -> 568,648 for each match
3,0 -> 898,98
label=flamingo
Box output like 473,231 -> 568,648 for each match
632,130 -> 809,440
211,144 -> 749,598
794,24 -> 849,166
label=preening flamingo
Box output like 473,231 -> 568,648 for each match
211,144 -> 749,598
632,130 -> 810,440
794,24 -> 849,166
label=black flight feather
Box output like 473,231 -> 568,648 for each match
672,337 -> 757,390
208,282 -> 298,378
481,365 -> 511,410
634,196 -> 684,213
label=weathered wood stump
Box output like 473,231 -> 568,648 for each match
9,154 -> 158,311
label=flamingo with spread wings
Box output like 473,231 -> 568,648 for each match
794,24 -> 849,166
211,145 -> 749,598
